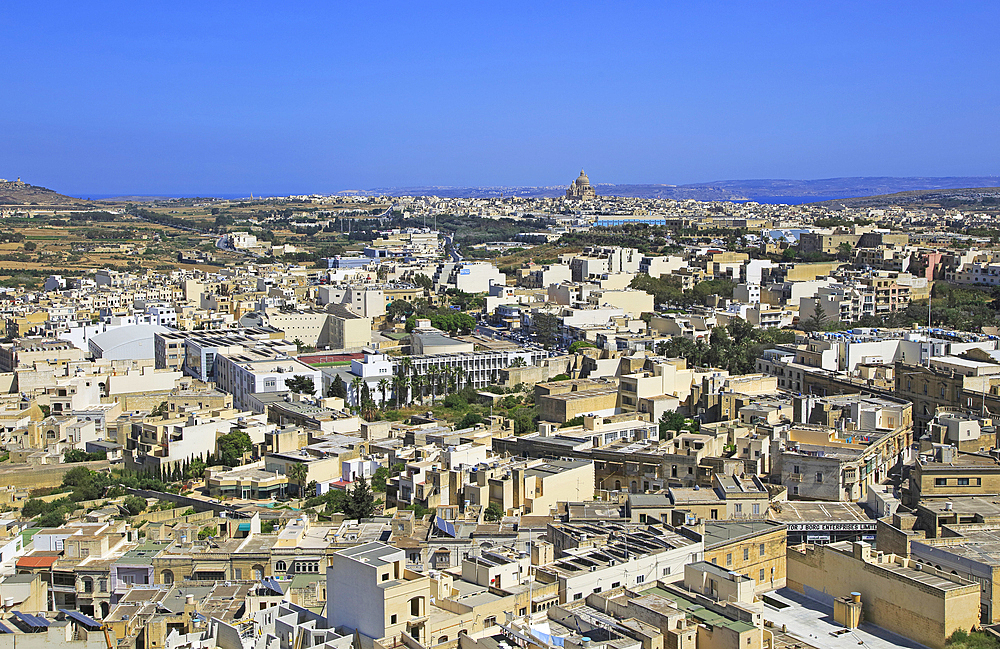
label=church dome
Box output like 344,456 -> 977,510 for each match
576,170 -> 591,186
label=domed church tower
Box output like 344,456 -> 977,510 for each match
566,169 -> 597,200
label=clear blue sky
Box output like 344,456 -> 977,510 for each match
1,2 -> 997,196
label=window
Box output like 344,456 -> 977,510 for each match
744,547 -> 749,561
935,478 -> 948,486
662,567 -> 670,576
815,472 -> 823,483
711,557 -> 718,565
759,543 -> 765,557
726,553 -> 733,566
275,561 -> 287,572
759,569 -> 765,581
390,615 -> 397,624
958,478 -> 970,486
710,509 -> 718,520
792,465 -> 800,474
635,575 -> 644,584
612,582 -> 620,588
382,573 -> 389,581
752,503 -> 760,516
573,593 -> 583,601
484,617 -> 496,627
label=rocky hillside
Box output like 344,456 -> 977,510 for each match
0,178 -> 89,206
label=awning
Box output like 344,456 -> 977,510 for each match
192,563 -> 227,574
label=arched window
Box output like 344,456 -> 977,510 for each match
253,564 -> 265,580
275,561 -> 287,572
161,570 -> 174,585
82,577 -> 93,593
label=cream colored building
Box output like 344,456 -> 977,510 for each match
787,541 -> 979,649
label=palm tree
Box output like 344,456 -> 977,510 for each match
454,366 -> 466,393
391,375 -> 403,408
427,366 -> 440,404
655,340 -> 669,356
399,375 -> 411,407
350,377 -> 364,410
377,378 -> 390,408
413,375 -> 426,404
509,356 -> 527,368
399,357 -> 413,380
287,462 -> 309,498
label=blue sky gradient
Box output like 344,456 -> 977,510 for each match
1,2 -> 997,195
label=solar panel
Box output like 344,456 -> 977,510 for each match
0,622 -> 12,634
262,577 -> 284,594
12,611 -> 49,629
59,609 -> 102,630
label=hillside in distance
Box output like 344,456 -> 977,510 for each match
360,176 -> 1000,204
811,186 -> 1000,211
0,179 -> 90,206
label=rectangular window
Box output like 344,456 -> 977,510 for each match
726,553 -> 732,566
935,478 -> 948,486
759,569 -> 765,581
635,575 -> 644,584
573,593 -> 582,601
484,617 -> 496,627
390,615 -> 397,624
759,543 -> 765,557
744,547 -> 749,561
815,472 -> 823,483
662,567 -> 670,576
958,478 -> 970,486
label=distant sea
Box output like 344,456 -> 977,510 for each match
733,195 -> 847,205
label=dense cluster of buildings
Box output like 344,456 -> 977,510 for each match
1,182 -> 1000,649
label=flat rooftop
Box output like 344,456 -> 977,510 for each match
763,588 -> 926,649
769,501 -> 873,524
703,521 -> 784,549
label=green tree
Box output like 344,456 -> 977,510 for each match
122,496 -> 147,516
345,478 -> 376,520
371,466 -> 390,492
287,462 -> 309,497
802,302 -> 830,332
285,375 -> 315,395
328,375 -> 347,399
484,502 -> 504,522
217,430 -> 252,467
458,412 -> 483,429
39,510 -> 66,527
